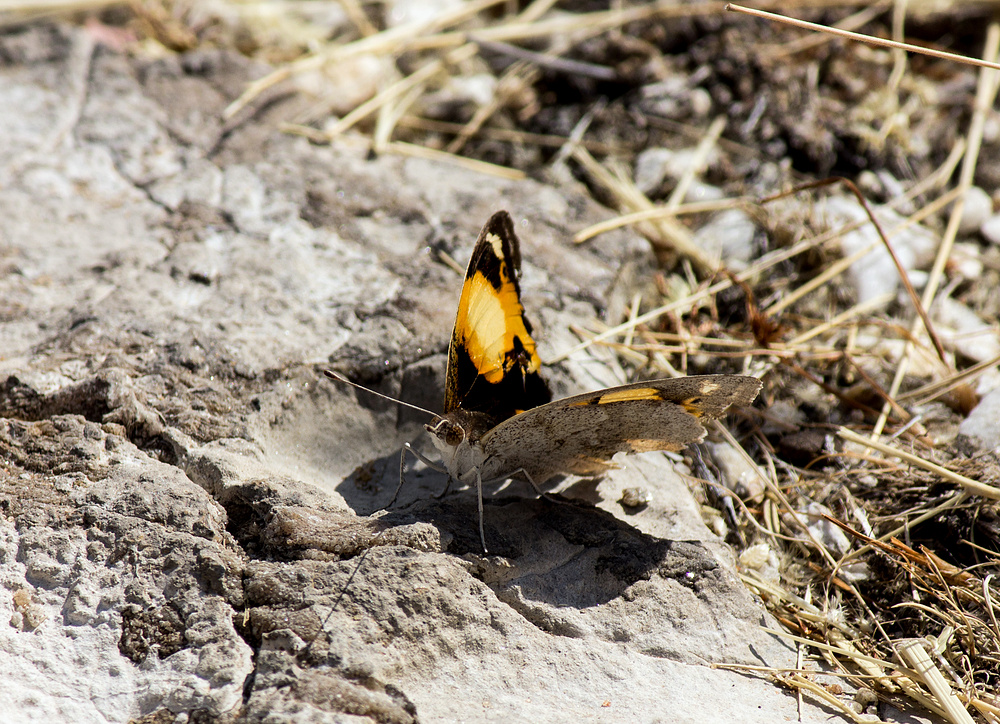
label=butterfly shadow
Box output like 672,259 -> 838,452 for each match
338,449 -> 717,611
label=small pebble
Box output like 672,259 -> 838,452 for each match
950,242 -> 983,279
619,486 -> 652,509
958,386 -> 1000,451
634,147 -> 673,194
688,87 -> 712,117
683,182 -> 724,204
935,296 -> 1000,363
707,440 -> 766,502
959,186 -> 992,235
817,196 -> 935,307
983,111 -> 1000,144
694,208 -> 756,268
980,212 -> 1000,245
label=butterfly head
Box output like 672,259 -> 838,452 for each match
426,409 -> 498,480
426,409 -> 496,446
426,415 -> 466,447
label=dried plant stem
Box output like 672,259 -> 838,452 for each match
561,149 -> 967,364
714,423 -> 839,568
786,293 -> 894,346
550,277 -> 729,364
761,627 -> 923,680
406,2 -> 729,52
224,0 -> 507,119
574,198 -> 748,243
666,115 -> 726,210
338,0 -> 378,37
780,673 -> 877,724
850,491 -> 972,566
727,3 -> 1000,72
740,571 -> 858,636
571,146 -> 718,272
445,62 -> 540,154
0,0 -> 118,27
470,37 -> 617,81
326,44 -> 478,140
516,0 -> 560,24
397,115 -> 620,152
373,81 -> 426,152
553,222 -> 836,364
770,2 -> 891,59
768,238 -> 881,317
385,141 -> 525,180
897,641 -> 977,724
900,352 -> 1000,405
907,137 -> 967,200
765,185 -> 962,317
838,428 -> 1000,500
622,294 -> 641,348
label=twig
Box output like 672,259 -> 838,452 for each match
323,44 -> 478,140
837,428 -> 1000,500
666,115 -> 726,211
470,37 -> 618,80
574,198 -> 749,243
727,4 -> 1000,72
224,0 -> 507,119
396,115 -> 621,153
571,146 -> 718,273
445,61 -> 539,154
769,2 -> 891,59
385,140 -> 525,180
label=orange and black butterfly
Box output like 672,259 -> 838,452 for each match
331,210 -> 761,550
427,212 -> 761,523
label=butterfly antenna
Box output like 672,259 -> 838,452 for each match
324,370 -> 436,418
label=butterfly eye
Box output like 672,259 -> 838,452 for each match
444,421 -> 465,446
427,417 -> 466,446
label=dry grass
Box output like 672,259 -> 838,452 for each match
8,0 -> 1000,720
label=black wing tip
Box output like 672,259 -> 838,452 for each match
485,209 -> 513,228
482,210 -> 518,244
471,209 -> 522,277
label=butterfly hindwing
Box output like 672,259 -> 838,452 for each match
443,211 -> 551,421
477,375 -> 763,483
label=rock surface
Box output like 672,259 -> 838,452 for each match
0,23 -> 863,724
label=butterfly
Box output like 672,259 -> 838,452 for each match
423,211 -> 761,550
329,211 -> 761,551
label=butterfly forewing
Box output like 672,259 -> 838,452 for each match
443,211 -> 550,421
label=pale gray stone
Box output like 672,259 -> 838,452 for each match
959,387 -> 1000,451
959,185 -> 992,235
816,196 -> 937,307
981,212 -> 1000,245
693,207 -> 756,268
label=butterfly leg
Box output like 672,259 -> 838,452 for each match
510,467 -> 545,497
475,467 -> 488,554
433,477 -> 454,500
492,467 -> 574,508
392,443 -> 448,507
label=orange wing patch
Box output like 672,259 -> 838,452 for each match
681,398 -> 706,417
455,255 -> 541,384
569,387 -> 663,407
